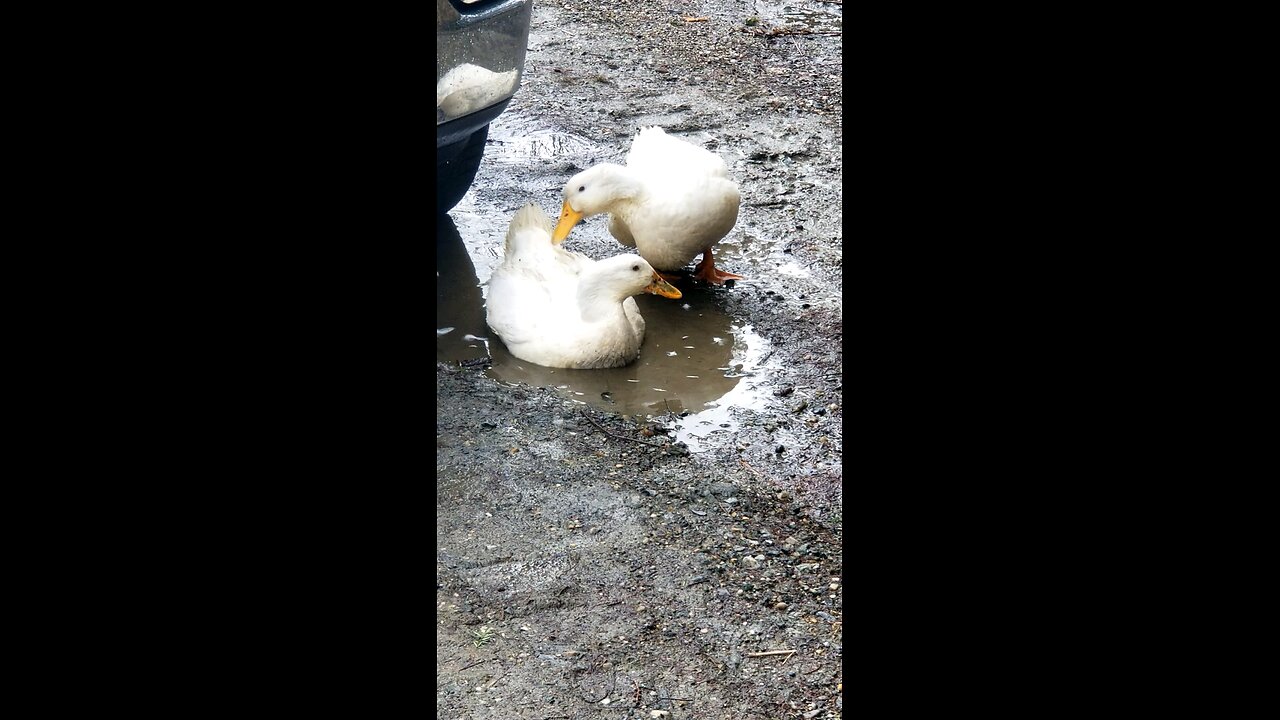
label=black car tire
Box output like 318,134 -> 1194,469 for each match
436,124 -> 489,216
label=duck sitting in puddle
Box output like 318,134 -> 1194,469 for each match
485,203 -> 682,369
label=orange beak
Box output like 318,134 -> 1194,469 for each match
552,201 -> 582,244
644,272 -> 682,299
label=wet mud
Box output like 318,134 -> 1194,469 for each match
437,1 -> 842,717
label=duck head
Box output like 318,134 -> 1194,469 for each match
578,254 -> 682,305
554,164 -> 635,243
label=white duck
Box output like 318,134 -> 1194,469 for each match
486,204 -> 682,369
552,126 -> 743,285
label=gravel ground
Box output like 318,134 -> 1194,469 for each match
438,1 -> 843,717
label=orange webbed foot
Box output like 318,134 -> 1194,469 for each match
692,247 -> 744,286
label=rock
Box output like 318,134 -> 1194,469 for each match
773,385 -> 795,397
742,556 -> 760,569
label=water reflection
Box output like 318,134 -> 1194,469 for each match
670,325 -> 774,452
485,109 -> 601,163
436,214 -> 491,364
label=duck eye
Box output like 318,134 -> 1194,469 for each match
632,264 -> 640,271
579,185 -> 586,192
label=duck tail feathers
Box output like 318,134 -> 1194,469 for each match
505,203 -> 554,248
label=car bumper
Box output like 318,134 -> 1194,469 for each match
436,0 -> 532,144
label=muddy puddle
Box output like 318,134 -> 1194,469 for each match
484,110 -> 607,164
437,213 -> 778,451
754,0 -> 842,33
437,108 -> 815,452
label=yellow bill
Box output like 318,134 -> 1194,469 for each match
644,272 -> 682,299
552,201 -> 583,244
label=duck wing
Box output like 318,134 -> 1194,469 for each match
623,296 -> 645,341
608,214 -> 638,248
485,267 -> 554,347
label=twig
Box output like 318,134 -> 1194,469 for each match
746,649 -> 796,657
484,670 -> 508,690
683,16 -> 709,22
581,410 -> 664,447
458,657 -> 493,671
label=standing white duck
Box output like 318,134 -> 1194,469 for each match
552,126 -> 744,285
486,204 -> 683,369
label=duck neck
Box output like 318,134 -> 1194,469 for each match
576,275 -> 631,323
593,165 -> 644,217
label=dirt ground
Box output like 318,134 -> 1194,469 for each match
437,1 -> 843,717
